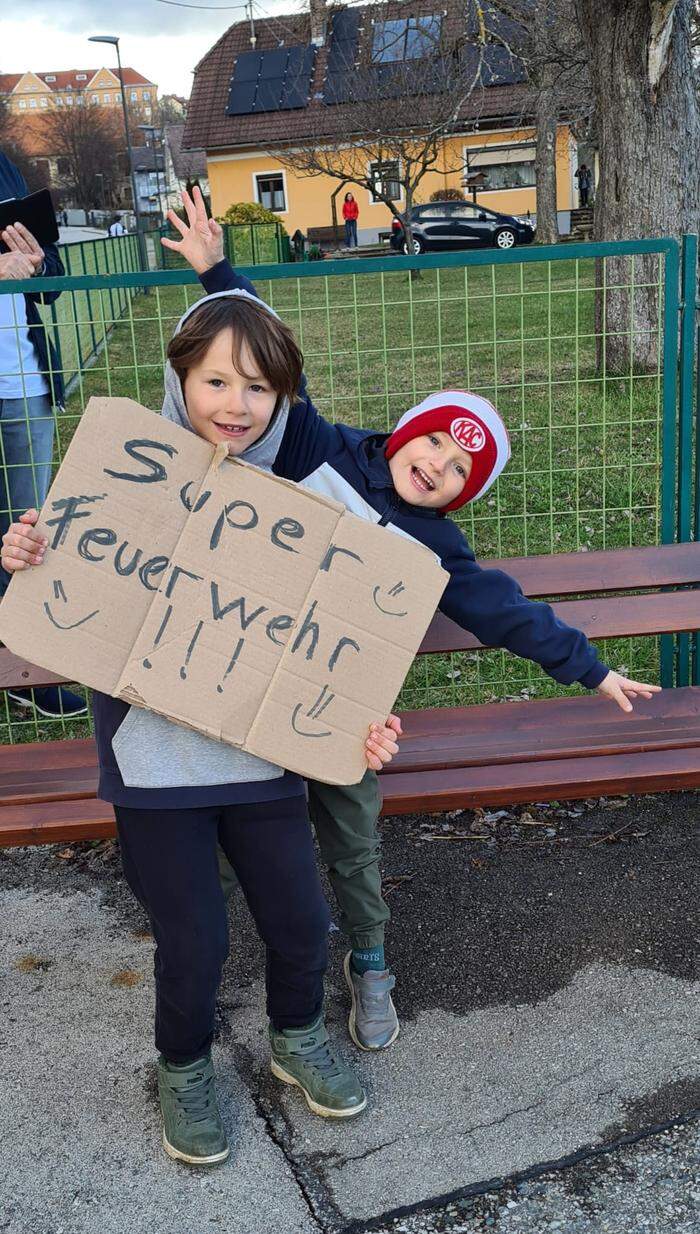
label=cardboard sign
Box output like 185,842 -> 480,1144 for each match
0,399 -> 448,784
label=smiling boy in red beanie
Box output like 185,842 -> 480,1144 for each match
165,190 -> 660,1060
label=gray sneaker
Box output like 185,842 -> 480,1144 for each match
343,951 -> 400,1051
157,1053 -> 230,1166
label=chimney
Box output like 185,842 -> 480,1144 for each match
309,0 -> 326,46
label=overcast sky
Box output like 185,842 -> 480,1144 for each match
3,0 -> 300,96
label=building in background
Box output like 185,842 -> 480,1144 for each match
163,123 -> 209,209
0,68 -> 158,119
183,0 -> 579,242
130,145 -> 167,220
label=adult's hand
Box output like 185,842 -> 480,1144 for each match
1,222 -> 45,273
0,250 -> 35,280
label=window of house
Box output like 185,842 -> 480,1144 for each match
103,93 -> 111,102
91,94 -> 99,103
29,98 -> 37,108
40,97 -> 48,108
143,90 -> 151,100
55,96 -> 63,105
131,91 -> 138,101
480,160 -> 535,190
255,173 -> 286,212
372,15 -> 441,63
18,100 -> 26,109
369,160 -> 401,201
115,93 -> 122,103
45,75 -> 56,83
66,95 -> 73,105
76,74 -> 87,82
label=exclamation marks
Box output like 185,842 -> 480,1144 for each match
216,637 -> 244,694
143,603 -> 173,670
180,621 -> 204,680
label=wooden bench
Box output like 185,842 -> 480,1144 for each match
1,542 -> 699,846
306,226 -> 343,250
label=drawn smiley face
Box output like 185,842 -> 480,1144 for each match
44,578 -> 100,630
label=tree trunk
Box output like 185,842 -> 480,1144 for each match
534,74 -> 559,245
576,0 -> 700,373
533,3 -> 559,246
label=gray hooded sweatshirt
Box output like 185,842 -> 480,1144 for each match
111,289 -> 294,792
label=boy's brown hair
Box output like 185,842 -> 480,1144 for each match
167,296 -> 304,408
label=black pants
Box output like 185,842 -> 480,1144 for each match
115,796 -> 330,1063
580,187 -> 589,207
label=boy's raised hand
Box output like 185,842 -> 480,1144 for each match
364,713 -> 403,771
161,186 -> 224,274
1,509 -> 46,572
596,670 -> 661,713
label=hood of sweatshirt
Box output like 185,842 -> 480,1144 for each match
160,286 -> 290,471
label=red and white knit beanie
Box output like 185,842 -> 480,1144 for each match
384,390 -> 510,513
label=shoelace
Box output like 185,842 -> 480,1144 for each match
300,1037 -> 345,1078
174,1069 -> 216,1125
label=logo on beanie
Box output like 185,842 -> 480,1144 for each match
451,416 -> 486,453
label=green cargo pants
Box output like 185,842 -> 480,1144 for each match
216,769 -> 390,951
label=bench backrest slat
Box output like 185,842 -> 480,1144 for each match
487,542 -> 700,597
418,589 -> 700,655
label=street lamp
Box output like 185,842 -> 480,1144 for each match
88,34 -> 148,269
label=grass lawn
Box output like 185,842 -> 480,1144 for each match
6,251 -> 665,743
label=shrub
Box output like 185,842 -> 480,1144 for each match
217,202 -> 284,226
429,188 -> 465,202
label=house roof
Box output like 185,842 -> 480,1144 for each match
183,1 -> 533,154
164,123 -> 207,179
0,67 -> 155,95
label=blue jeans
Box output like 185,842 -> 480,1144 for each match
0,393 -> 54,596
345,219 -> 358,247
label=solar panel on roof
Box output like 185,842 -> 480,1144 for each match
225,42 -> 316,115
480,44 -> 526,86
227,80 -> 258,114
259,48 -> 289,79
330,8 -> 360,44
323,6 -> 360,104
256,78 -> 285,110
233,51 -> 262,82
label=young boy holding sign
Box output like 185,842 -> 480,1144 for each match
1,294 -> 402,1168
159,187 -> 659,1045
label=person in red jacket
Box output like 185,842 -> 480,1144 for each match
342,191 -> 359,247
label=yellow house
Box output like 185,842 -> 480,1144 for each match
0,67 -> 158,119
185,1 -> 580,242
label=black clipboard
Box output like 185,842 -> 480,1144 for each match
0,189 -> 59,253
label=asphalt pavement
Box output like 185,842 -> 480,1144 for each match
1,789 -> 697,1233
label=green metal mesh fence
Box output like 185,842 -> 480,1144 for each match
0,239 -> 680,744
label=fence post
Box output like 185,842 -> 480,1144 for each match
675,234 -> 698,686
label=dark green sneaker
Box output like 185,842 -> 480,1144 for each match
269,1016 -> 367,1118
157,1053 -> 230,1165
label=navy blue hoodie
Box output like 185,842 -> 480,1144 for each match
0,152 -> 65,405
201,259 -> 608,693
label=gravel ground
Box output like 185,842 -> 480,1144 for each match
362,1117 -> 700,1234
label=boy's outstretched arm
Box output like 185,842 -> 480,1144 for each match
439,537 -> 660,714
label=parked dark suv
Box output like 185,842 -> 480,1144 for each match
390,201 -> 535,253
